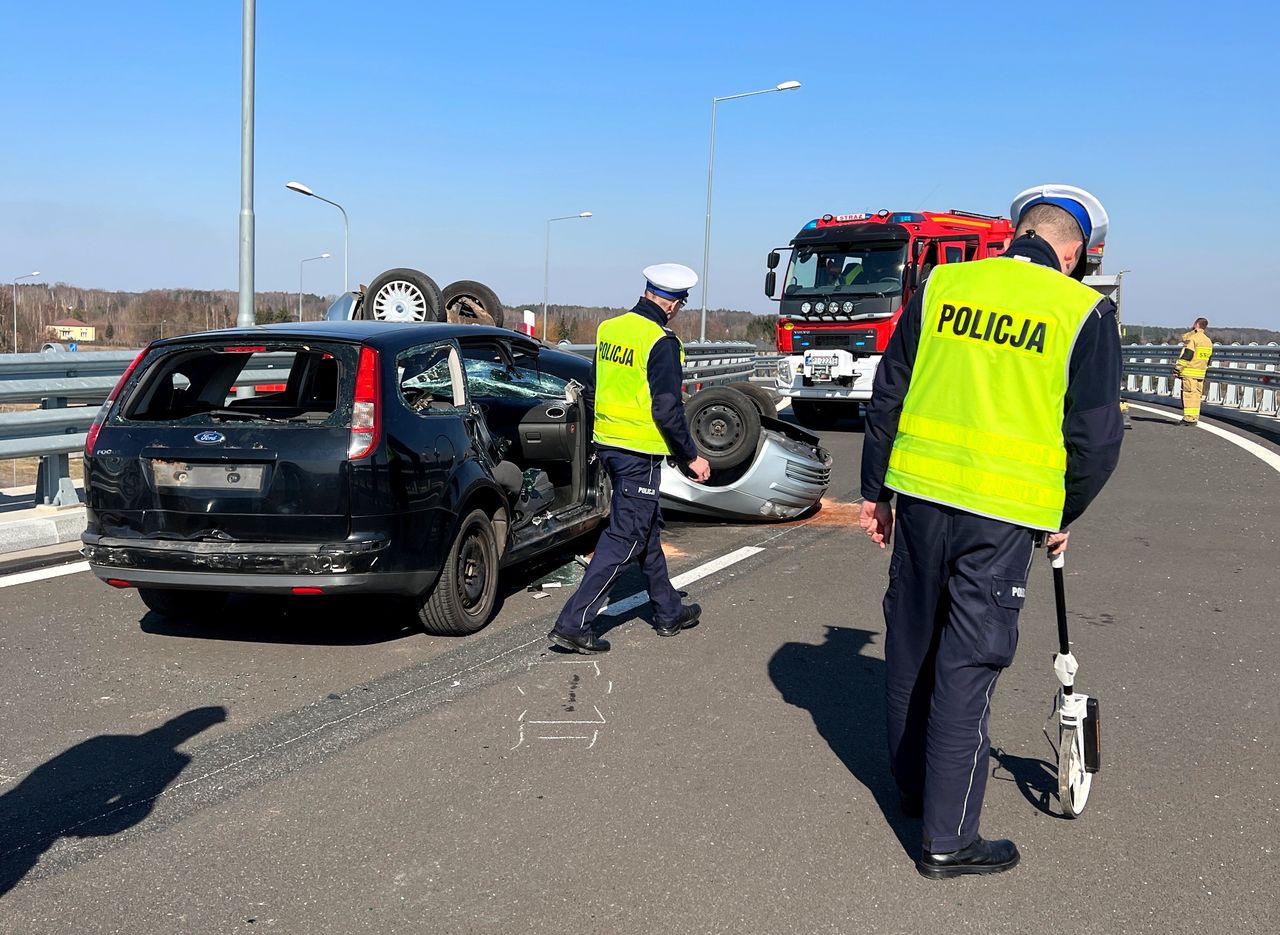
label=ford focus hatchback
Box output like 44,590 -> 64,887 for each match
82,322 -> 608,635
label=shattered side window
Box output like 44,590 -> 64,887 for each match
463,358 -> 568,400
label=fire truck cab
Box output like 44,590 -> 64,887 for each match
765,209 -> 1014,428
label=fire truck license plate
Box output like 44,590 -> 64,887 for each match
807,354 -> 838,381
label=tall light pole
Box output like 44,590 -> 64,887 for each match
542,212 -> 592,341
12,271 -> 40,354
239,0 -> 255,328
298,252 -> 331,320
287,181 -> 349,292
700,80 -> 801,342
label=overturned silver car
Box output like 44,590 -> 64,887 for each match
660,385 -> 832,521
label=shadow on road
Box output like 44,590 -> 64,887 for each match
767,626 -> 917,860
990,746 -> 1066,819
139,595 -> 418,645
0,706 -> 227,895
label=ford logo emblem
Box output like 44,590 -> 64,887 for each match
194,431 -> 225,444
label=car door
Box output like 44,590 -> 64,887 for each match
388,338 -> 475,569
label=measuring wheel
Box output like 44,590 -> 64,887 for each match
1057,722 -> 1093,818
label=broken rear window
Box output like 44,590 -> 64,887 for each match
117,342 -> 359,427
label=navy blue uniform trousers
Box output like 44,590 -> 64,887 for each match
884,494 -> 1036,854
554,448 -> 682,636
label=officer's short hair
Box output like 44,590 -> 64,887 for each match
1014,202 -> 1085,245
1195,317 -> 1209,329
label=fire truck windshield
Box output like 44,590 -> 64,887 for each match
784,244 -> 907,297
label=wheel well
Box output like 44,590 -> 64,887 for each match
460,487 -> 510,559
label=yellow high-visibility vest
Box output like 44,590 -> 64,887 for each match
884,257 -> 1102,531
593,312 -> 684,455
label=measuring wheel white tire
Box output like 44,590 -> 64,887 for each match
1058,725 -> 1093,818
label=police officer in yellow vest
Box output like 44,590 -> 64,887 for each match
859,184 -> 1124,878
548,264 -> 711,654
1174,317 -> 1213,425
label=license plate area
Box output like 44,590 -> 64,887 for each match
805,354 -> 839,381
151,460 -> 267,495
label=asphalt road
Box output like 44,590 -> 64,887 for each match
0,411 -> 1276,933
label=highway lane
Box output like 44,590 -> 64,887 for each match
0,415 -> 1276,932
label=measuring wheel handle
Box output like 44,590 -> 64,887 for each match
1049,550 -> 1100,818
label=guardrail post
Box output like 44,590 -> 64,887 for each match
34,396 -> 75,506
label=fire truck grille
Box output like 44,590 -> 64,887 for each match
793,329 -> 877,353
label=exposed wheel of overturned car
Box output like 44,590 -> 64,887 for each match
417,507 -> 501,636
684,386 -> 762,471
725,381 -> 778,420
361,267 -> 445,323
138,587 -> 229,621
442,279 -> 505,328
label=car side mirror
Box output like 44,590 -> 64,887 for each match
765,270 -> 777,298
767,251 -> 781,270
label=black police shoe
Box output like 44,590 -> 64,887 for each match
548,629 -> 611,655
654,602 -> 701,638
917,836 -> 1020,880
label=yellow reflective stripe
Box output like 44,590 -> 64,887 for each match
888,448 -> 1064,512
898,411 -> 1066,471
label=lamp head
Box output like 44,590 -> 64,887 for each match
776,80 -> 801,91
285,181 -> 314,197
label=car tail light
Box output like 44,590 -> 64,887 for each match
106,579 -> 133,589
85,347 -> 148,456
292,587 -> 325,595
348,346 -> 381,459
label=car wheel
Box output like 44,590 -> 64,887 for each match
725,382 -> 779,420
418,508 -> 500,636
138,588 -> 229,621
791,399 -> 847,429
685,386 -> 762,470
442,279 -> 505,328
361,268 -> 445,323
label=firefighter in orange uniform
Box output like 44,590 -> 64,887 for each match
1174,317 -> 1213,425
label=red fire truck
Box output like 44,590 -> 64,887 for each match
765,209 -> 1015,427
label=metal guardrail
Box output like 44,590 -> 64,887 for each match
1,342 -> 766,505
1122,344 -> 1279,421
557,341 -> 761,393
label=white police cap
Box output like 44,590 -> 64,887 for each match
1010,184 -> 1109,249
643,263 -> 698,300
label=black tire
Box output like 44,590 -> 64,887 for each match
790,399 -> 850,429
442,279 -> 505,328
725,382 -> 779,420
417,508 -> 501,636
138,588 -> 229,621
684,386 -> 762,470
361,268 -> 445,323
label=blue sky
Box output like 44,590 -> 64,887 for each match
1,0 -> 1276,328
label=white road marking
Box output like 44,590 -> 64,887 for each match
598,545 -> 765,617
0,561 -> 90,590
1127,402 -> 1280,473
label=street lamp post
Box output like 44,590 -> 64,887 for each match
12,271 -> 40,354
286,181 -> 349,292
298,253 -> 331,321
699,80 -> 801,342
542,212 -> 593,341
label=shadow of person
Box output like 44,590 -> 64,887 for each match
989,746 -> 1066,819
767,626 -> 917,859
0,705 -> 227,895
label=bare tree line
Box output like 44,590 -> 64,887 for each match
0,284 -> 334,353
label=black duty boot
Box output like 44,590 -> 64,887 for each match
548,629 -> 611,655
917,836 -> 1020,880
654,602 -> 701,638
